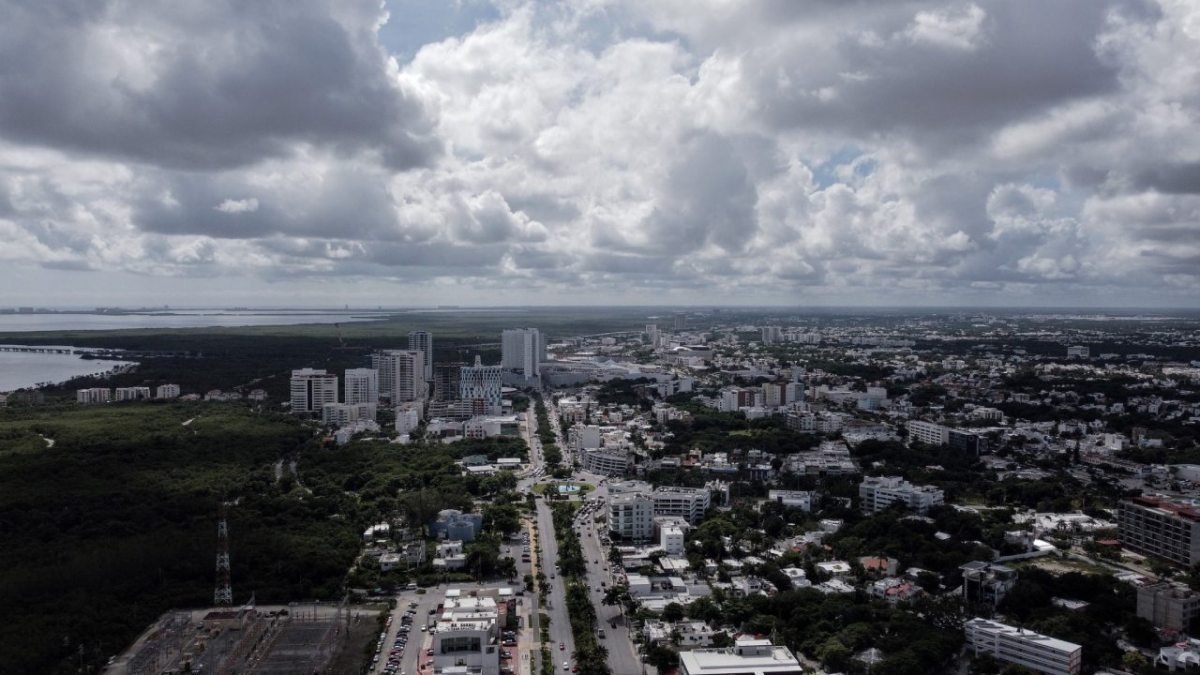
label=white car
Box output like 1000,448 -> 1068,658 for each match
562,662 -> 570,671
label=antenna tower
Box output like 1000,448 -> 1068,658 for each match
214,501 -> 233,606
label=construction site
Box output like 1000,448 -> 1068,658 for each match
104,601 -> 357,675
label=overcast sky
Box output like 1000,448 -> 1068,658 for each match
1,0 -> 1198,308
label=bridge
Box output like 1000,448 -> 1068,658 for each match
0,345 -> 77,354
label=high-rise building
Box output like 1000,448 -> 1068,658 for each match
673,313 -> 687,331
609,491 -> 654,541
290,368 -> 338,415
433,362 -> 465,402
372,350 -> 426,403
460,356 -> 502,416
344,368 -> 379,405
645,323 -> 659,347
407,330 -> 433,381
501,328 -> 543,380
964,618 -> 1081,675
761,325 -> 782,344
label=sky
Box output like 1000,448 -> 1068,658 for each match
0,0 -> 1198,308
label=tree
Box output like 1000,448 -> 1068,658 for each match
661,602 -> 684,622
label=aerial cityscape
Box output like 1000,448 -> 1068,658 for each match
2,0 -> 1199,674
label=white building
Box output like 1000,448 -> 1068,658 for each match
760,326 -> 783,345
569,424 -> 602,451
964,618 -> 1081,675
501,328 -> 544,380
661,525 -> 686,556
395,406 -> 421,435
460,356 -> 502,416
431,596 -> 501,675
859,476 -> 944,514
114,386 -> 151,401
653,487 -> 711,524
322,402 -> 376,427
290,368 -> 338,415
344,368 -> 379,405
679,637 -> 803,675
907,419 -> 950,446
1066,345 -> 1090,359
609,492 -> 655,541
155,384 -> 180,399
76,387 -> 112,404
407,330 -> 433,381
766,490 -> 812,511
583,448 -> 630,476
373,350 -> 426,403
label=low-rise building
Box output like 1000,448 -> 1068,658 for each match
76,387 -> 112,404
155,383 -> 181,399
1119,496 -> 1200,567
678,637 -> 803,675
964,618 -> 1082,675
432,596 -> 501,675
859,476 -> 944,514
961,561 -> 1018,610
765,490 -> 812,511
1138,581 -> 1200,632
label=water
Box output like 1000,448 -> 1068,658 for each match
0,351 -> 133,392
0,310 -> 389,333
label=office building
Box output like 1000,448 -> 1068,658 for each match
1138,581 -> 1200,632
76,387 -> 112,404
433,362 -> 465,402
290,368 -> 338,415
344,368 -> 379,405
114,386 -> 151,401
155,384 -> 181,399
766,490 -> 812,511
1119,496 -> 1200,567
407,330 -> 433,381
373,350 -> 426,403
460,356 -> 503,416
679,637 -> 803,675
501,328 -> 543,380
964,618 -> 1081,675
859,476 -> 944,514
431,596 -> 501,675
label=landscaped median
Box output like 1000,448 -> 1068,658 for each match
550,502 -> 611,675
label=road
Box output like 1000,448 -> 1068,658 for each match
520,391 -> 644,675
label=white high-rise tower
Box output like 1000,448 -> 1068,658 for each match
407,330 -> 433,381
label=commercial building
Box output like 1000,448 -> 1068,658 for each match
859,476 -> 944,514
569,424 -> 602,451
431,596 -> 501,675
678,637 -> 803,675
964,618 -> 1081,675
76,387 -> 112,404
343,368 -> 379,405
661,525 -> 686,556
1118,496 -> 1200,567
289,368 -> 338,415
460,356 -> 502,416
907,420 -> 950,446
653,487 -> 711,524
407,330 -> 433,381
115,386 -> 151,401
156,384 -> 181,399
766,490 -> 812,511
583,448 -> 630,476
1137,581 -> 1200,632
501,328 -> 544,381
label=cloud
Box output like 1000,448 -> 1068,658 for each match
0,0 -> 1196,306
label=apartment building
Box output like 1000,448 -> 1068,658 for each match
155,383 -> 181,399
407,330 -> 433,381
460,356 -> 502,416
653,486 -> 711,524
964,618 -> 1081,675
766,490 -> 812,511
609,492 -> 655,541
907,419 -> 950,446
373,350 -> 426,403
321,402 -> 377,427
1118,496 -> 1200,567
114,386 -> 151,401
289,368 -> 338,415
344,368 -> 379,405
76,387 -> 112,404
501,328 -> 544,380
859,476 -> 944,514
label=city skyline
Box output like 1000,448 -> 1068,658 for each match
1,0 -> 1198,308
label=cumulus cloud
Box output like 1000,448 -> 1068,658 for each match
0,0 -> 1196,305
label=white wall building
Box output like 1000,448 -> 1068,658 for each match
609,492 -> 655,541
407,330 -> 433,381
374,350 -> 426,403
653,487 -> 711,524
679,637 -> 803,675
859,476 -> 944,514
766,490 -> 812,511
501,328 -> 544,380
583,448 -> 630,476
76,387 -> 112,404
155,384 -> 180,399
431,596 -> 501,675
964,618 -> 1081,675
290,368 -> 338,414
114,386 -> 151,401
322,402 -> 376,427
344,368 -> 379,405
661,525 -> 686,556
908,420 -> 951,446
396,406 -> 421,435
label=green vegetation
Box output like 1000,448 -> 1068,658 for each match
550,503 -> 610,675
